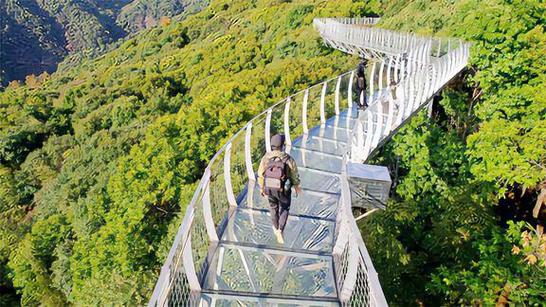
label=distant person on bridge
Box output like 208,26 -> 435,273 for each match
355,59 -> 368,110
258,134 -> 302,244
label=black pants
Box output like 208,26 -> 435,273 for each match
356,77 -> 367,109
268,191 -> 291,231
356,89 -> 367,109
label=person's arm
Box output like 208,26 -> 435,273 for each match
287,157 -> 302,195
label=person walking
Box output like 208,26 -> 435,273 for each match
355,60 -> 368,110
258,134 -> 302,244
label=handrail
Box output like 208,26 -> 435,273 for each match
348,39 -> 470,162
314,18 -> 464,61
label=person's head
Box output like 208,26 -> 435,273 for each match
271,134 -> 285,151
357,61 -> 367,76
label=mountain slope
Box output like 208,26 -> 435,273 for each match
1,0 -> 67,84
0,0 -> 208,86
117,0 -> 206,33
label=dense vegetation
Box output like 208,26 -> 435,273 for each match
0,0 -> 544,306
0,0 -> 208,86
364,0 -> 545,305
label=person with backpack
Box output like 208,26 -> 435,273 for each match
258,134 -> 302,244
355,60 -> 368,110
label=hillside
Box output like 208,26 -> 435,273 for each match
0,0 -> 544,306
117,0 -> 207,33
0,0 -> 208,86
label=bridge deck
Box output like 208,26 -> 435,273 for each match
199,109 -> 358,305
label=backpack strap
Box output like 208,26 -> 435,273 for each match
281,154 -> 291,180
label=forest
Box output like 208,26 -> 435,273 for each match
0,0 -> 544,306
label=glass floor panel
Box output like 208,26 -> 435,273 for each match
324,116 -> 357,129
199,293 -> 339,306
297,167 -> 341,193
291,136 -> 348,156
203,244 -> 337,298
221,208 -> 335,252
195,107 -> 367,305
307,125 -> 351,143
290,148 -> 343,174
240,182 -> 340,220
338,107 -> 359,119
314,124 -> 352,135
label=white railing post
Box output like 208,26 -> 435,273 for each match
405,70 -> 413,118
385,92 -> 395,135
284,98 -> 292,151
245,123 -> 254,181
320,81 -> 327,124
372,99 -> 383,148
335,76 -> 341,115
394,54 -> 400,82
202,169 -> 219,242
369,61 -> 376,100
386,56 -> 393,86
350,111 -> 366,163
446,39 -> 453,76
348,70 -> 354,109
265,108 -> 272,152
224,142 -> 238,207
378,59 -> 385,90
183,231 -> 201,291
400,54 -> 406,81
362,109 -> 374,160
396,79 -> 406,125
302,89 -> 309,134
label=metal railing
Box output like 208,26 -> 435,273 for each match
347,35 -> 471,162
314,18 -> 465,61
149,17 -> 470,307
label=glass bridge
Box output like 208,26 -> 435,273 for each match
149,18 -> 470,307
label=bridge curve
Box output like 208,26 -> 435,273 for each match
149,17 -> 470,307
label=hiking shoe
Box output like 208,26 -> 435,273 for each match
274,229 -> 284,244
